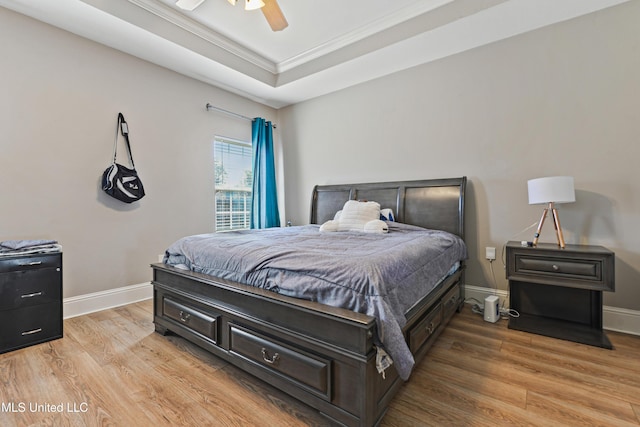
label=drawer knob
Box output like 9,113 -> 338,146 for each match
552,264 -> 559,271
179,310 -> 191,323
261,348 -> 280,365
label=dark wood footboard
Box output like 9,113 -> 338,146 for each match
152,263 -> 463,427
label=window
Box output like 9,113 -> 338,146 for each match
214,136 -> 253,231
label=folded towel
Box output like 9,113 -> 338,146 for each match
0,239 -> 58,250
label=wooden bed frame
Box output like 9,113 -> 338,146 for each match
151,177 -> 466,427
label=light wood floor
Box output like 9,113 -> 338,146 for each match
1,300 -> 639,426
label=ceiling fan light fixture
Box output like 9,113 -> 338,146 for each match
227,0 -> 237,5
175,0 -> 205,11
261,0 -> 288,31
244,0 -> 265,11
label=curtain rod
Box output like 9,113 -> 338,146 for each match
205,103 -> 277,129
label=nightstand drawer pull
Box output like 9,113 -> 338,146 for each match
552,264 -> 559,271
21,328 -> 43,336
21,292 -> 43,299
261,348 -> 280,365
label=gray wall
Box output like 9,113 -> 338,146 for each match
278,1 -> 640,310
0,7 -> 277,298
2,3 -> 638,312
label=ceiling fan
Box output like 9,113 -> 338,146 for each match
175,0 -> 288,32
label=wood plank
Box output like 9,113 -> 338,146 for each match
420,359 -> 528,409
410,369 -> 558,426
633,404 -> 640,423
427,335 -> 640,423
0,302 -> 639,427
526,391 -> 639,427
411,310 -> 640,422
528,331 -> 640,375
37,339 -> 149,426
498,340 -> 640,407
389,385 -> 497,427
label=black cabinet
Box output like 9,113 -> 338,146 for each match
0,252 -> 63,353
506,242 -> 614,348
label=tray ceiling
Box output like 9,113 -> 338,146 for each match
0,0 -> 630,108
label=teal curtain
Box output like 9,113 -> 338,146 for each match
250,118 -> 280,229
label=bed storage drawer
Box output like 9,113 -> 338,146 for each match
442,283 -> 461,320
229,324 -> 331,399
163,298 -> 219,343
409,305 -> 442,353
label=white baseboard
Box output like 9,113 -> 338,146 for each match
603,306 -> 640,336
63,282 -> 152,319
463,284 -> 509,308
62,282 -> 640,337
464,284 -> 640,337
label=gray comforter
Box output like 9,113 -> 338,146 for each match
164,222 -> 467,380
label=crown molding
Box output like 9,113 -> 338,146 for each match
276,0 -> 455,73
126,0 -> 456,77
126,0 -> 277,74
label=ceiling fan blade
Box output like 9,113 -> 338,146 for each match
261,0 -> 288,32
175,0 -> 205,11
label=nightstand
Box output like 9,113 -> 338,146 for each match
0,252 -> 63,353
506,241 -> 614,348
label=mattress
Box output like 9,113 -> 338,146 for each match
164,221 -> 467,380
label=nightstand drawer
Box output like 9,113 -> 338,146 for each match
0,268 -> 62,310
507,243 -> 614,292
514,256 -> 601,280
0,303 -> 63,353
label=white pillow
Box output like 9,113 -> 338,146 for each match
319,219 -> 339,232
364,219 -> 389,234
337,200 -> 380,232
380,208 -> 395,222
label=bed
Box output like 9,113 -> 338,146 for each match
151,177 -> 467,427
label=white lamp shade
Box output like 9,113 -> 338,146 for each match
528,176 -> 576,205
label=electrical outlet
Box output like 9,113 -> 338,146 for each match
485,247 -> 496,260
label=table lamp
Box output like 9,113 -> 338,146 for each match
528,176 -> 575,248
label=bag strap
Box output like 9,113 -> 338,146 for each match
111,112 -> 136,169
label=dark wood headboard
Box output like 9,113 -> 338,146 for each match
310,177 -> 466,239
